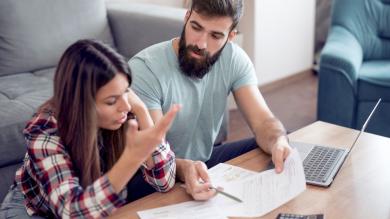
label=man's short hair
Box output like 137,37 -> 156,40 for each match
190,0 -> 243,30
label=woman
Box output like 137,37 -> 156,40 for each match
0,39 -> 180,218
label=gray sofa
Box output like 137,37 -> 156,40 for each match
0,0 -> 187,202
0,0 -> 230,203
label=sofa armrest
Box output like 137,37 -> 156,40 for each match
106,2 -> 186,59
320,25 -> 363,86
317,25 -> 363,128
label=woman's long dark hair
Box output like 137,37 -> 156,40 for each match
42,39 -> 131,188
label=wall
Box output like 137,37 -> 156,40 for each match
250,0 -> 315,86
113,0 -> 315,87
118,0 -> 185,8
226,0 -> 315,109
108,0 -> 315,109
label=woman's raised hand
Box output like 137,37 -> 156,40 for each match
124,104 -> 181,164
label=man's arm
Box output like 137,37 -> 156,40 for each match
233,85 -> 291,172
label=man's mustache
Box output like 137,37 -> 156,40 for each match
188,45 -> 208,57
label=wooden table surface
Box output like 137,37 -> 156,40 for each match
109,121 -> 390,219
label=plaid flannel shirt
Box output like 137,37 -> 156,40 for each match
14,111 -> 176,218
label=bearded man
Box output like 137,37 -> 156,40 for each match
129,0 -> 292,201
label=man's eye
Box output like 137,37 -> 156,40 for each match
211,35 -> 221,40
192,25 -> 201,31
211,34 -> 223,40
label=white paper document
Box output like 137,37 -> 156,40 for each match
137,201 -> 228,219
138,148 -> 306,219
208,162 -> 257,186
221,148 -> 306,217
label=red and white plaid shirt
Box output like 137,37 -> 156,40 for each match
14,111 -> 176,218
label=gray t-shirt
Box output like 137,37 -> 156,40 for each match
129,39 -> 257,161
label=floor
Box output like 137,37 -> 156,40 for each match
227,72 -> 318,142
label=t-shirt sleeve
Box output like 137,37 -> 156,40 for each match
229,44 -> 258,91
129,57 -> 163,110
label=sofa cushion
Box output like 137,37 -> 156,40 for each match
0,68 -> 54,167
0,162 -> 22,202
0,0 -> 114,76
357,60 -> 390,101
107,2 -> 185,59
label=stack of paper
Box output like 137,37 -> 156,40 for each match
138,148 -> 306,219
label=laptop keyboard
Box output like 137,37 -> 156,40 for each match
303,146 -> 344,183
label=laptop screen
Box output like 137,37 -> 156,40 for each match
349,98 -> 382,153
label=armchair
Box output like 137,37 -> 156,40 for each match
317,0 -> 390,137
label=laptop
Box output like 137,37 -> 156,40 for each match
292,98 -> 382,187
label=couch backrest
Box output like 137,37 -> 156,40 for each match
0,0 -> 114,76
331,0 -> 390,60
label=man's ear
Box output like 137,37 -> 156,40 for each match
228,30 -> 238,42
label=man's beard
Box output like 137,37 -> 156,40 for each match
178,29 -> 226,79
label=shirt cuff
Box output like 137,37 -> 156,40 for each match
98,175 -> 127,209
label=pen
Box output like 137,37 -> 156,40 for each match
180,184 -> 243,203
209,186 -> 243,203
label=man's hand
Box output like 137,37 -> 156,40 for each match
177,159 -> 216,200
271,136 -> 291,173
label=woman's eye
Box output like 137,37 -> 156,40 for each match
106,98 -> 116,106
